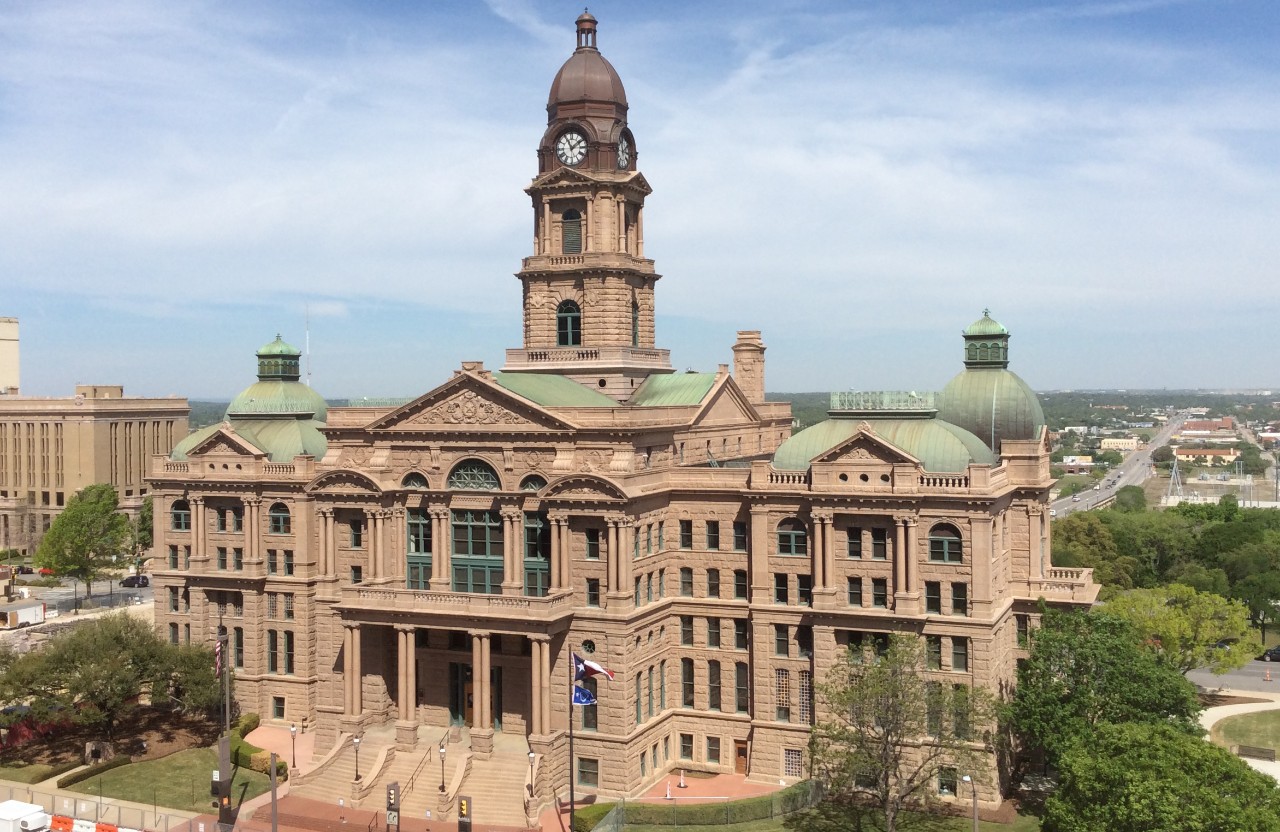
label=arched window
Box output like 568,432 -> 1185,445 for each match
966,343 -> 977,361
447,460 -> 500,491
928,523 -> 963,563
557,300 -> 582,347
170,499 -> 191,531
978,343 -> 990,362
520,474 -> 548,492
268,502 -> 291,535
562,209 -> 582,254
406,508 -> 432,589
401,472 -> 429,489
777,519 -> 808,556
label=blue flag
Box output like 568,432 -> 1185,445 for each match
572,685 -> 597,706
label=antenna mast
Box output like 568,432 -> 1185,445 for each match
305,303 -> 312,388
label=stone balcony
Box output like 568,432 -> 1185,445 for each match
1026,567 -> 1099,604
335,584 -> 578,624
502,346 -> 672,372
519,252 -> 656,274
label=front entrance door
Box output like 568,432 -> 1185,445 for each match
734,741 -> 748,774
449,663 -> 473,726
464,682 -> 475,724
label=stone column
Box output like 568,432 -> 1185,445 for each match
618,523 -> 634,601
750,505 -> 770,603
502,509 -> 523,595
343,626 -> 354,716
548,515 -> 562,590
430,508 -> 450,591
244,497 -> 261,564
389,508 -> 405,581
558,518 -> 572,590
905,518 -> 919,594
396,625 -> 419,747
823,515 -> 836,592
969,516 -> 994,617
529,638 -> 544,736
540,637 -> 552,735
606,519 -> 621,595
318,508 -> 332,576
471,631 -> 494,757
191,497 -> 205,562
893,517 -> 906,596
352,625 -> 363,715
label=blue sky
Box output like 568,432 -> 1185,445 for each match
2,0 -> 1278,398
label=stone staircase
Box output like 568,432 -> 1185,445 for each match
457,733 -> 534,828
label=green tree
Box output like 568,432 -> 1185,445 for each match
1042,722 -> 1280,832
1008,609 -> 1200,764
1233,572 -> 1280,641
1105,584 -> 1258,674
35,483 -> 129,594
1052,512 -> 1139,589
127,495 -> 153,574
1112,485 -> 1146,513
809,635 -> 995,832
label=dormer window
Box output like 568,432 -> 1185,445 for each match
557,300 -> 582,347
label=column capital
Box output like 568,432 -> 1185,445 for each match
430,506 -> 450,520
811,508 -> 834,523
395,624 -> 416,634
190,496 -> 205,506
500,507 -> 524,521
318,507 -> 334,518
344,622 -> 359,633
468,629 -> 491,640
244,496 -> 262,507
529,634 -> 552,644
750,503 -> 771,516
1027,505 -> 1045,517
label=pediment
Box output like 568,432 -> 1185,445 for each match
814,426 -> 919,467
530,167 -> 598,189
188,428 -> 265,459
528,169 -> 653,197
691,377 -> 761,426
544,474 -> 627,502
306,469 -> 383,496
366,375 -> 575,434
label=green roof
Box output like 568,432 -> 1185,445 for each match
258,335 -> 301,356
227,380 -> 329,420
964,311 -> 1009,337
936,367 -> 1045,451
773,418 -> 995,473
171,418 -> 327,463
492,372 -> 618,407
628,373 -> 717,406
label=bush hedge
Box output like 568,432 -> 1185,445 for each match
46,759 -> 84,781
56,756 -> 132,788
571,802 -> 615,832
584,781 -> 818,829
235,713 -> 260,738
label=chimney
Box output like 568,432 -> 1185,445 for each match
732,331 -> 766,404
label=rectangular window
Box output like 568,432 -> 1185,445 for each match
775,669 -> 791,722
168,545 -> 178,569
681,616 -> 694,646
169,623 -> 178,644
646,524 -> 653,554
634,577 -> 642,606
707,617 -> 721,649
657,521 -> 664,550
586,578 -> 600,607
184,546 -> 191,569
930,535 -> 963,563
167,587 -> 178,612
284,630 -> 294,674
707,736 -> 721,764
872,578 -> 888,608
734,620 -> 749,650
267,594 -> 277,619
646,573 -> 653,602
799,670 -> 813,724
582,677 -> 598,731
680,567 -> 694,596
707,568 -> 720,598
283,594 -> 294,620
735,662 -> 749,713
633,527 -> 640,560
708,660 -> 721,711
232,509 -> 243,532
796,625 -> 813,658
351,565 -> 363,584
216,547 -> 227,570
267,550 -> 277,575
273,697 -> 285,720
233,547 -> 243,571
1016,613 -> 1030,648
284,550 -> 294,576
658,568 -> 666,597
798,574 -> 812,606
216,509 -> 227,532
681,658 -> 694,708
734,569 -> 748,600
680,733 -> 694,760
267,630 -> 278,673
350,520 -> 363,548
784,748 -> 804,778
774,623 -> 789,656
733,521 -> 748,551
938,767 -> 958,796
927,681 -> 943,736
774,573 -> 788,604
951,582 -> 969,616
635,675 -> 643,725
925,581 -> 942,614
952,638 -> 970,672
184,624 -> 191,644
926,635 -> 943,670
953,684 -> 972,740
847,576 -> 863,606
577,758 -> 599,788
871,528 -> 888,560
706,521 -> 720,550
585,528 -> 600,560
679,519 -> 693,549
660,660 -> 667,710
233,627 -> 244,667
847,527 -> 863,558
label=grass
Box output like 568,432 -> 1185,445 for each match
0,762 -> 55,783
623,807 -> 1040,832
1210,710 -> 1280,754
64,746 -> 272,814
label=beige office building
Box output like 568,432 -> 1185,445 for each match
147,14 -> 1096,827
0,384 -> 189,553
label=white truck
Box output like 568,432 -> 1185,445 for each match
0,801 -> 50,832
0,600 -> 46,629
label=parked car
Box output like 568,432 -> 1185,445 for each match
120,574 -> 149,588
15,566 -> 33,575
37,567 -> 54,577
1258,646 -> 1280,662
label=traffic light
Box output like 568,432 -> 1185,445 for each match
458,795 -> 472,832
386,782 -> 400,812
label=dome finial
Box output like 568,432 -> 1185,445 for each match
576,8 -> 598,50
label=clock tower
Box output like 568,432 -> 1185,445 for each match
502,11 -> 673,401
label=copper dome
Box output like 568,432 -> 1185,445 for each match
547,12 -> 628,115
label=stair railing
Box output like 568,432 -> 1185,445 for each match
404,731 -> 448,804
292,734 -> 353,788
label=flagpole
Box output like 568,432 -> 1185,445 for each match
569,647 -> 576,832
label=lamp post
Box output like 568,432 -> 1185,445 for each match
353,735 -> 362,782
438,744 -> 447,792
961,775 -> 978,832
290,724 -> 298,770
527,751 -> 535,796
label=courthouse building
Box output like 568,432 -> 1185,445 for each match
147,13 -> 1096,824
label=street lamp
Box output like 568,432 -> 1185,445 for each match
353,735 -> 362,782
961,775 -> 978,832
290,724 -> 298,769
439,743 -> 447,792
527,751 -> 535,796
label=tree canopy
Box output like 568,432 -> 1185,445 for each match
1042,722 -> 1280,832
35,483 -> 129,588
809,635 -> 995,832
1104,584 -> 1258,674
1008,609 -> 1201,764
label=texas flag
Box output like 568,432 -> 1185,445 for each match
572,653 -> 615,682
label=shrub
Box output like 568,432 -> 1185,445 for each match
46,760 -> 83,780
235,713 -> 260,738
571,802 -> 614,832
56,755 -> 132,788
249,749 -> 288,780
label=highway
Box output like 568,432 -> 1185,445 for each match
1049,412 -> 1187,519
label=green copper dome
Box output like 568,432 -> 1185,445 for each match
937,312 -> 1044,452
774,418 -> 995,473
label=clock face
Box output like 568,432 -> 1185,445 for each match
556,131 -> 587,166
617,136 -> 631,169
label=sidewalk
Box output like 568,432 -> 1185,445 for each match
1199,687 -> 1280,781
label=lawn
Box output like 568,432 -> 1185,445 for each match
0,762 -> 55,783
1210,710 -> 1280,754
65,747 -> 272,814
623,807 -> 1040,832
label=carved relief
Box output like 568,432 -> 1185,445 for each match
578,450 -> 608,473
409,390 -> 527,427
343,446 -> 375,467
519,450 -> 553,472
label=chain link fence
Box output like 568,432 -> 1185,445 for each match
0,783 -> 192,832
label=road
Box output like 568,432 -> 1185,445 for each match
1191,660 -> 1280,695
1049,412 -> 1187,519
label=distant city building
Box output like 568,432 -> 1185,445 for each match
1182,417 -> 1234,433
0,318 -> 17,394
0,384 -> 189,554
146,14 -> 1095,822
1173,447 -> 1240,465
1099,437 -> 1138,451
